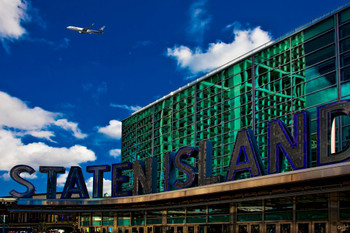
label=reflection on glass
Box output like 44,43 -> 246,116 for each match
314,223 -> 326,233
239,225 -> 248,233
280,224 -> 291,233
266,224 -> 276,233
251,225 -> 260,233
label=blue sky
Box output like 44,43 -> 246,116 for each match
0,0 -> 348,197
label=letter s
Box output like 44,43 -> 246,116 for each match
10,165 -> 36,198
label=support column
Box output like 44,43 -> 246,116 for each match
113,212 -> 118,233
329,192 -> 339,233
230,203 -> 236,233
162,210 -> 167,233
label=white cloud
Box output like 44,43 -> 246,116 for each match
0,129 -> 96,171
167,26 -> 271,74
109,149 -> 121,158
0,171 -> 36,181
85,177 -> 112,197
54,119 -> 88,139
110,103 -> 141,112
98,120 -> 122,140
0,91 -> 87,140
0,91 -> 56,130
188,0 -> 211,42
25,130 -> 55,142
0,0 -> 30,39
57,173 -> 68,187
0,173 -> 10,181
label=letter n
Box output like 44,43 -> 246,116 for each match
268,111 -> 309,174
133,157 -> 157,195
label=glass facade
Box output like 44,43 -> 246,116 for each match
122,6 -> 350,190
5,4 -> 350,233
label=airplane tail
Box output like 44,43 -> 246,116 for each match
100,26 -> 106,31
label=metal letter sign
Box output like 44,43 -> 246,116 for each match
268,112 -> 309,174
164,152 -> 176,191
226,130 -> 263,181
174,147 -> 198,189
8,100 -> 350,200
61,166 -> 89,199
198,141 -> 222,186
10,165 -> 36,198
39,166 -> 65,199
133,157 -> 157,195
317,100 -> 350,165
86,165 -> 111,198
112,162 -> 132,197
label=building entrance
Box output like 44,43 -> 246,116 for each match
296,222 -> 327,233
237,222 -> 292,233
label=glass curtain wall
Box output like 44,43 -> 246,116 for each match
121,7 -> 350,191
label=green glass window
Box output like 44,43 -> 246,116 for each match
340,22 -> 350,39
340,191 -> 350,219
305,72 -> 336,94
237,200 -> 262,222
131,211 -> 145,225
341,67 -> 350,97
305,58 -> 336,80
341,37 -> 350,53
117,213 -> 130,226
146,210 -> 162,225
92,215 -> 102,226
265,197 -> 293,220
296,194 -> 328,220
102,214 -> 114,226
304,30 -> 334,54
81,215 -> 90,227
304,17 -> 334,41
306,86 -> 337,107
305,45 -> 335,67
297,210 -> 328,220
146,218 -> 162,225
167,208 -> 185,224
341,51 -> 350,67
340,7 -> 350,24
208,215 -> 230,223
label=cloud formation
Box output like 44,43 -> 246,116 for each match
167,26 -> 271,74
109,149 -> 121,158
110,103 -> 141,112
0,91 -> 95,172
0,0 -> 29,39
0,91 -> 87,140
0,91 -> 56,130
188,0 -> 211,43
98,120 -> 122,140
54,119 -> 87,139
0,129 -> 95,171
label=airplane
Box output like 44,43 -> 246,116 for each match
66,24 -> 106,34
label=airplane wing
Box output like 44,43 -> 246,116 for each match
82,24 -> 94,33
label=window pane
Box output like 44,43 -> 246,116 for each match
304,17 -> 334,41
304,30 -> 334,54
305,45 -> 335,67
340,22 -> 350,39
306,72 -> 336,93
305,58 -> 336,80
340,7 -> 350,24
306,86 -> 337,107
341,51 -> 350,67
341,37 -> 350,53
342,66 -> 350,82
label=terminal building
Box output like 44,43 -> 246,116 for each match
3,3 -> 350,233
